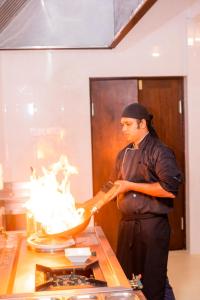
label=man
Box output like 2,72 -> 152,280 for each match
111,103 -> 182,300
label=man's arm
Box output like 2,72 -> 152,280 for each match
114,180 -> 175,198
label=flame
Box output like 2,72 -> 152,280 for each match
25,156 -> 85,234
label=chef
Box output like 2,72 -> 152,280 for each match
111,103 -> 182,300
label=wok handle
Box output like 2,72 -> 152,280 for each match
91,183 -> 120,214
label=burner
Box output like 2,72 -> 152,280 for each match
27,233 -> 75,252
35,263 -> 107,291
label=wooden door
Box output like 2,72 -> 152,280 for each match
138,78 -> 185,249
90,78 -> 138,251
90,77 -> 185,251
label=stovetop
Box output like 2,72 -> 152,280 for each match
35,263 -> 107,291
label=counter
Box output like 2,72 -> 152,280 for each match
0,227 -> 146,300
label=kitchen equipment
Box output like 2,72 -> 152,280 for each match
65,247 -> 91,264
35,262 -> 107,292
26,181 -> 120,252
27,234 -> 76,252
0,228 -> 145,299
40,181 -> 120,239
0,181 -> 30,230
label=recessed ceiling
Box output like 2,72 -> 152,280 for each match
0,0 -> 157,49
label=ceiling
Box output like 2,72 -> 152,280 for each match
0,0 -> 157,49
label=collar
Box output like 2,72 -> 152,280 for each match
133,132 -> 150,149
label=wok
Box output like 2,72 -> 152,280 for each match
42,181 -> 120,239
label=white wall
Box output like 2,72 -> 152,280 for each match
0,0 -> 200,252
186,1 -> 200,254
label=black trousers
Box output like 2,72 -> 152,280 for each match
117,214 -> 171,300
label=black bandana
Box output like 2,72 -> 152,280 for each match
121,103 -> 158,137
121,103 -> 152,121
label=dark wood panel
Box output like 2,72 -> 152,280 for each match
90,78 -> 138,251
138,78 -> 185,249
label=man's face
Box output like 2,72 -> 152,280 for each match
120,117 -> 143,143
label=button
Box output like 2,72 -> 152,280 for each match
133,194 -> 137,198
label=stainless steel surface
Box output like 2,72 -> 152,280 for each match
27,234 -> 76,252
0,0 -> 152,49
0,227 -> 145,299
0,232 -> 20,295
104,291 -> 135,299
68,296 -> 98,299
0,289 -> 143,299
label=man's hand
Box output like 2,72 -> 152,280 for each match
114,180 -> 132,194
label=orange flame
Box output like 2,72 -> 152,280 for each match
25,156 -> 84,234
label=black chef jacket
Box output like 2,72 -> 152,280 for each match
112,133 -> 182,215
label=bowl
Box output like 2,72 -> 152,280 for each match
65,247 -> 91,264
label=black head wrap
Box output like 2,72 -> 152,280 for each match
121,103 -> 158,137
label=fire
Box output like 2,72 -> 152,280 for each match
25,156 -> 85,235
